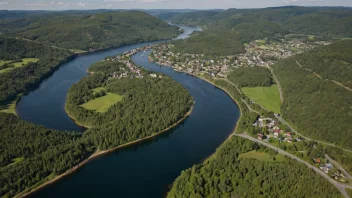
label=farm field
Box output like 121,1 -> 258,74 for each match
0,58 -> 39,73
241,85 -> 281,113
80,93 -> 123,113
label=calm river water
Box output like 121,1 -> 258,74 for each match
17,26 -> 240,198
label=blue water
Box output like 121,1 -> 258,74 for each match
18,26 -> 240,198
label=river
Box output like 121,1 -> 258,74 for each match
17,26 -> 240,198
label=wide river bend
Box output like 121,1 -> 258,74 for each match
17,26 -> 240,198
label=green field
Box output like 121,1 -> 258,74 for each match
70,49 -> 87,53
241,85 -> 281,113
81,93 -> 123,113
256,39 -> 267,45
239,150 -> 286,162
0,58 -> 39,73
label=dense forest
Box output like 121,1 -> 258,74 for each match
167,136 -> 341,198
272,40 -> 352,149
0,37 -> 72,108
0,114 -> 94,197
0,11 -> 181,51
164,7 -> 352,56
227,67 -> 274,87
66,60 -> 193,150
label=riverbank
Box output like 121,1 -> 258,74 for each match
150,61 -> 245,163
64,104 -> 91,130
16,105 -> 194,198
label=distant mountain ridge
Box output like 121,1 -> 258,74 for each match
0,11 -> 181,51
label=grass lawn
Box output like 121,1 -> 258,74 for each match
239,150 -> 286,162
0,60 -> 12,66
5,157 -> 24,168
70,49 -> 87,53
0,58 -> 39,73
81,93 -> 123,113
241,85 -> 281,113
308,36 -> 316,41
256,39 -> 267,45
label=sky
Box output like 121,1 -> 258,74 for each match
0,0 -> 351,10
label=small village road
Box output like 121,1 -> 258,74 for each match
275,115 -> 352,153
326,154 -> 352,181
235,133 -> 352,198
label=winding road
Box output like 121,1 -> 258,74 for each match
236,133 -> 352,198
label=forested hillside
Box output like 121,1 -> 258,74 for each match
0,11 -> 181,50
227,67 -> 274,87
165,7 -> 352,56
168,136 -> 341,198
272,40 -> 352,149
66,60 -> 193,150
0,114 -> 94,197
0,37 -> 72,108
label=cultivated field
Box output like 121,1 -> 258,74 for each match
242,85 -> 281,113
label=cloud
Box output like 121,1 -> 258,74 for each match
282,0 -> 298,3
103,0 -> 170,2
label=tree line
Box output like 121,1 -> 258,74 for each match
0,37 -> 73,108
0,114 -> 95,197
167,136 -> 341,198
272,40 -> 352,150
227,67 -> 274,87
163,7 -> 352,56
66,60 -> 193,150
0,11 -> 181,51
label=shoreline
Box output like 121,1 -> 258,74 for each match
64,104 -> 91,129
151,60 -> 245,164
17,105 -> 194,198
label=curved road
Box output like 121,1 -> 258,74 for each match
236,133 -> 352,198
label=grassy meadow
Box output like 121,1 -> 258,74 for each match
241,85 -> 281,113
81,93 -> 123,113
0,58 -> 39,73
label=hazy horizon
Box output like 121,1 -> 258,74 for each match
0,0 -> 352,10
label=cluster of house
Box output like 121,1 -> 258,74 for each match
106,45 -> 159,80
150,44 -> 231,77
315,159 -> 334,173
254,117 -> 299,143
150,37 -> 331,79
314,158 -> 348,182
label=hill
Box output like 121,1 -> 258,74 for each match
164,7 -> 352,56
0,37 -> 72,109
168,136 -> 341,198
0,11 -> 181,51
272,39 -> 352,149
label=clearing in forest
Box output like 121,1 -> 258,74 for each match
0,58 -> 39,73
81,93 -> 123,113
241,85 -> 281,114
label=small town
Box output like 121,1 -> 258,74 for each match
252,116 -> 349,183
102,45 -> 161,80
150,37 -> 331,78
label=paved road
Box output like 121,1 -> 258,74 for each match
267,66 -> 284,103
275,115 -> 352,153
326,154 -> 352,181
240,99 -> 260,114
235,133 -> 352,198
